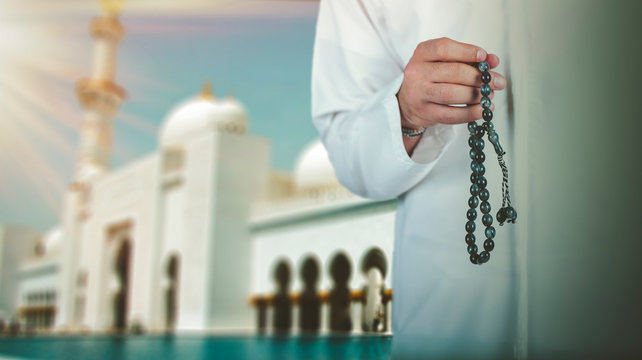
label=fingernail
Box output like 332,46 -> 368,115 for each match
495,76 -> 506,89
477,49 -> 487,62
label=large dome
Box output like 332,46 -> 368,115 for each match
160,84 -> 248,145
293,140 -> 340,190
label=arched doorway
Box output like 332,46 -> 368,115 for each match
360,247 -> 388,332
299,255 -> 321,333
328,251 -> 353,332
272,259 -> 293,333
165,253 -> 180,330
113,240 -> 131,331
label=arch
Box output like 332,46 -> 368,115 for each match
112,239 -> 131,332
298,255 -> 321,333
328,251 -> 353,332
272,258 -> 293,333
360,247 -> 387,279
360,247 -> 389,332
164,252 -> 180,330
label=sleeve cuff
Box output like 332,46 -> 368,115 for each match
381,74 -> 458,168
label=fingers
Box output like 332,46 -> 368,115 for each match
419,103 -> 495,126
486,54 -> 500,69
424,62 -> 506,90
425,83 -> 494,105
416,37 -> 487,63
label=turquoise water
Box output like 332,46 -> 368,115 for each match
0,334 -> 392,360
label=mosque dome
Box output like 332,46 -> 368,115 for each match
160,83 -> 248,145
293,140 -> 340,190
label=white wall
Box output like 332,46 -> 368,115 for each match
0,225 -> 41,320
204,131 -> 270,330
251,200 -> 396,295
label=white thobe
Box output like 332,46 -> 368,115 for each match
312,1 -> 518,358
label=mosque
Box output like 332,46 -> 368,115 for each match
0,1 -> 395,334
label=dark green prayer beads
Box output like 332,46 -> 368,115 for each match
465,61 -> 517,265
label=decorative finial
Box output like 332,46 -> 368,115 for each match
200,80 -> 214,99
100,0 -> 124,17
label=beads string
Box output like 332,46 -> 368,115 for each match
465,61 -> 517,265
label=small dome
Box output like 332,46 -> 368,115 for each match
35,227 -> 62,256
293,140 -> 340,190
160,83 -> 248,145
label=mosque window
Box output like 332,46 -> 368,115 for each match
34,239 -> 46,257
77,270 -> 88,287
163,147 -> 184,173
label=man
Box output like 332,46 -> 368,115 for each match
311,1 -> 517,358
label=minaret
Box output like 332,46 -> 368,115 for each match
56,0 -> 126,330
74,0 -> 126,182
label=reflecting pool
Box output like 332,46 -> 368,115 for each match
0,334 -> 392,360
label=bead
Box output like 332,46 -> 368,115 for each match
485,226 -> 496,239
474,152 -> 485,163
469,148 -> 476,159
467,208 -> 477,221
470,161 -> 479,173
467,121 -> 477,134
468,196 -> 478,208
468,137 -> 476,148
473,163 -> 485,176
483,121 -> 494,132
467,244 -> 478,255
474,126 -> 485,138
478,251 -> 490,263
477,61 -> 489,72
482,213 -> 493,226
480,201 -> 491,214
496,208 -> 507,225
481,71 -> 491,83
479,188 -> 490,201
476,176 -> 487,189
466,221 -> 476,233
481,83 -> 491,96
474,138 -> 484,150
469,253 -> 479,264
483,108 -> 493,121
505,206 -> 517,223
480,96 -> 491,109
470,173 -> 478,183
483,239 -> 495,251
465,233 -> 476,245
470,183 -> 480,196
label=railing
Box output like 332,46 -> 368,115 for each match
250,289 -> 393,334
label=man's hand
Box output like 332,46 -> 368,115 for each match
397,37 -> 506,131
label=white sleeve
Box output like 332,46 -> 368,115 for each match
311,0 -> 457,200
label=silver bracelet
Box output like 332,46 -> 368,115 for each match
401,126 -> 427,138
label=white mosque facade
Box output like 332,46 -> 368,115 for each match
0,2 -> 396,334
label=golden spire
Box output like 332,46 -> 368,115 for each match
200,80 -> 215,100
100,0 -> 124,17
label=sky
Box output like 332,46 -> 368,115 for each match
0,0 -> 320,231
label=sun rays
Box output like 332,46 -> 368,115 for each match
0,0 -> 318,228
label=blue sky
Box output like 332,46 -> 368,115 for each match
0,0 -> 320,230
